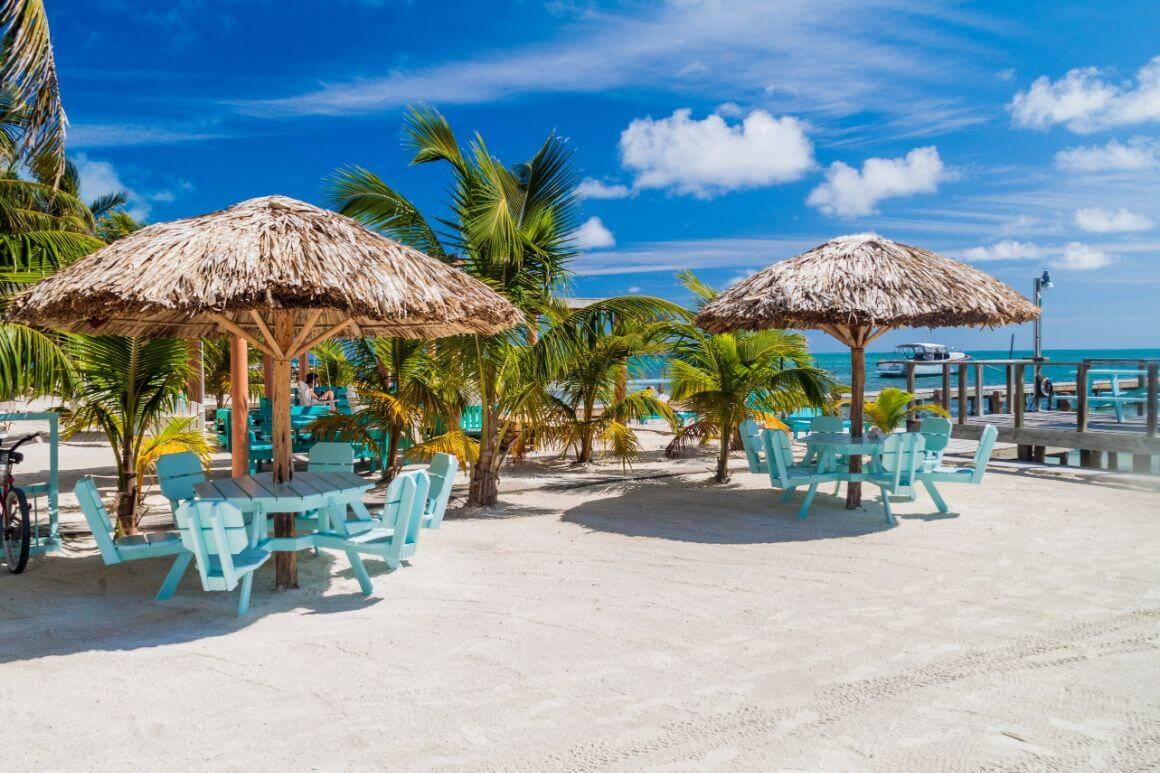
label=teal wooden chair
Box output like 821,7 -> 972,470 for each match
761,429 -> 842,518
916,425 -> 999,514
156,452 -> 205,518
421,453 -> 458,529
460,405 -> 483,437
809,415 -> 846,434
865,432 -> 926,524
220,410 -> 273,472
739,418 -> 768,474
918,417 -> 952,469
174,499 -> 272,616
308,442 -> 355,473
75,477 -> 192,600
317,470 -> 430,572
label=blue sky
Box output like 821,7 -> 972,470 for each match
51,0 -> 1160,352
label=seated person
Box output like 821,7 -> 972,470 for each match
298,372 -> 336,408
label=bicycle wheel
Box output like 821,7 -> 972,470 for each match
2,487 -> 30,574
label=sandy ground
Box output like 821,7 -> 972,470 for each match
2,418 -> 1160,770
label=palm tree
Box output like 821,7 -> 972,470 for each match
859,387 -> 949,433
62,335 -> 194,534
536,297 -> 685,464
669,271 -> 836,483
328,106 -> 578,506
307,337 -> 477,480
0,0 -> 67,182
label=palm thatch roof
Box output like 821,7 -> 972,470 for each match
695,233 -> 1040,333
9,195 -> 522,339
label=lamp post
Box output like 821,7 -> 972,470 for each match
1032,270 -> 1052,410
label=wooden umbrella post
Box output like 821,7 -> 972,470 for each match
847,341 -> 865,509
229,336 -> 250,477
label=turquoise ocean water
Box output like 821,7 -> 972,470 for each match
631,348 -> 1160,393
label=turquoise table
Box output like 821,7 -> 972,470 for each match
799,432 -> 883,513
194,471 -> 376,592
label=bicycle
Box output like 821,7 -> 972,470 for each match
1,432 -> 40,574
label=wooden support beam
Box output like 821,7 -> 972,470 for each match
291,319 -> 353,360
210,313 -> 274,356
248,310 -> 284,359
863,325 -> 893,346
287,309 -> 325,357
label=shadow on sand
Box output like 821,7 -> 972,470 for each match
558,476 -> 912,545
0,545 -> 402,665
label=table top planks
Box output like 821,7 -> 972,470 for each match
195,471 -> 372,513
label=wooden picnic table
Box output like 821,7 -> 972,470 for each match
194,471 -> 375,589
797,432 -> 884,516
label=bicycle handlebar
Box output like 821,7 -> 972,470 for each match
3,433 -> 41,452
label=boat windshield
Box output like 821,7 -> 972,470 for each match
894,344 -> 950,361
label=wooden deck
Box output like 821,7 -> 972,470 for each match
951,409 -> 1160,456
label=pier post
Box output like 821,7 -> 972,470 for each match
906,363 -> 916,402
941,364 -> 951,412
1014,363 -> 1030,460
988,390 -> 1002,414
974,363 -> 983,416
1076,361 -> 1089,433
957,363 -> 968,424
1080,449 -> 1102,469
1106,451 -> 1119,471
1005,365 -> 1014,414
1147,364 -> 1158,437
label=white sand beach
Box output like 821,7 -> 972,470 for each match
3,425 -> 1159,771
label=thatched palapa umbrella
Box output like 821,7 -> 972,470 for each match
11,195 -> 522,585
694,233 -> 1039,508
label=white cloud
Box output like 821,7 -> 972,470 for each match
714,102 -> 744,118
69,123 -> 227,148
1054,242 -> 1115,270
1010,56 -> 1160,133
574,216 -> 615,249
806,146 -> 946,218
1073,207 -> 1153,233
571,236 -> 823,276
1055,137 -> 1160,172
74,154 -> 150,220
959,239 -> 1044,262
626,285 -> 642,293
575,178 -> 630,200
619,108 -> 814,198
237,1 -> 979,138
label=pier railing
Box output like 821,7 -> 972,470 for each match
886,357 -> 1160,470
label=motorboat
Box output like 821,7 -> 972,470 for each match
876,343 -> 969,377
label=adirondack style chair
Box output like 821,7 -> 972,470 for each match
308,442 -> 355,473
739,418 -> 768,474
916,424 -> 999,514
761,428 -> 842,518
421,453 -> 458,529
219,410 -> 273,472
174,499 -> 273,615
316,470 -> 430,572
156,452 -> 205,518
75,477 -> 192,600
917,417 -> 952,469
864,432 -> 926,524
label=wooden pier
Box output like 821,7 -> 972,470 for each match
893,357 -> 1160,472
